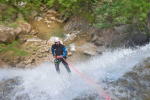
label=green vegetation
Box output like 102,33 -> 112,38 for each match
94,0 -> 150,28
46,0 -> 96,22
0,0 -> 96,22
0,6 -> 17,22
0,22 -> 18,28
0,41 -> 28,56
0,0 -> 149,28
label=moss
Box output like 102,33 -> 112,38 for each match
7,23 -> 18,28
0,6 -> 17,22
0,40 -> 29,57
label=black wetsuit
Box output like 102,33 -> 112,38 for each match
51,44 -> 71,73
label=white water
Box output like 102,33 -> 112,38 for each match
1,43 -> 150,100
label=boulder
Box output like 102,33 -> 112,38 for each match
77,43 -> 97,56
0,32 -> 15,43
0,22 -> 31,43
18,22 -> 31,34
0,77 -> 23,100
126,33 -> 149,46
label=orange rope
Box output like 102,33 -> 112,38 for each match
63,58 -> 111,100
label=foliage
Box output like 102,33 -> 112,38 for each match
0,41 -> 28,56
0,6 -> 17,22
45,0 -> 97,22
0,0 -> 150,28
94,0 -> 150,28
0,0 -> 96,22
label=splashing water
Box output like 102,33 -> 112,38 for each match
1,43 -> 150,100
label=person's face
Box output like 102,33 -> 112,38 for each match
55,41 -> 60,45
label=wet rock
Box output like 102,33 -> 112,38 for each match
0,77 -> 23,100
91,24 -> 150,48
126,33 -> 149,47
96,46 -> 106,54
77,43 -> 97,56
108,58 -> 150,100
15,93 -> 30,100
73,93 -> 98,100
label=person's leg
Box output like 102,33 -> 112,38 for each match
61,58 -> 71,73
54,59 -> 60,73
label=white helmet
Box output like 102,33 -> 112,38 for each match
54,37 -> 63,44
54,37 -> 60,43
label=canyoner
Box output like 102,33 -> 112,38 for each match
50,38 -> 71,74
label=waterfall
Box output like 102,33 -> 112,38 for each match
1,43 -> 150,100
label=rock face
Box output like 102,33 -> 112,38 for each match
64,16 -> 150,49
14,37 -> 54,68
108,58 -> 150,100
1,11 -> 150,67
0,77 -> 29,100
31,10 -> 63,40
0,26 -> 16,43
77,43 -> 98,56
0,77 -> 30,100
0,22 -> 31,43
90,24 -> 150,48
64,16 -> 91,43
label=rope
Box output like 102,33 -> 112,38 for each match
63,58 -> 111,100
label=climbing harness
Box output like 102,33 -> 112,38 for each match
54,59 -> 60,64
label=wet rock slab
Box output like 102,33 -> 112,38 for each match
108,58 -> 150,100
0,77 -> 29,100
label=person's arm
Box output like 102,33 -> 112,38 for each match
62,46 -> 67,57
51,45 -> 55,56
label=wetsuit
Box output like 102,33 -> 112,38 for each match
51,44 -> 71,73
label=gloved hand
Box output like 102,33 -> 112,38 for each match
56,56 -> 63,59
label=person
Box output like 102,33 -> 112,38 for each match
51,38 -> 71,74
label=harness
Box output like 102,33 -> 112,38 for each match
54,59 -> 60,64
